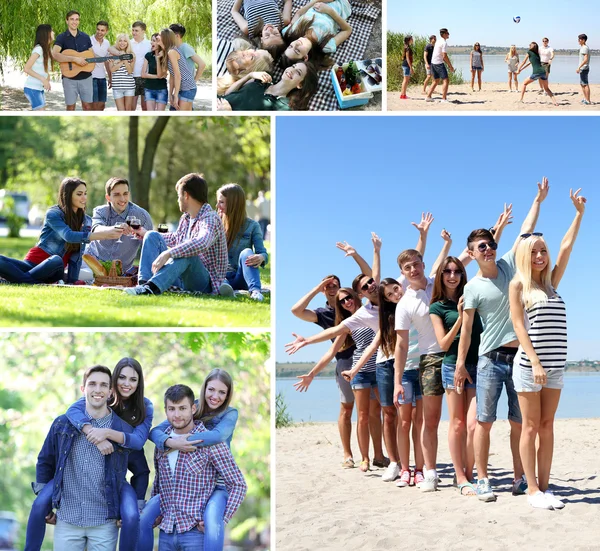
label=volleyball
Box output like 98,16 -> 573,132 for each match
513,16 -> 521,23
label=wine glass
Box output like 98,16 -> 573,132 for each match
130,217 -> 141,239
115,223 -> 124,244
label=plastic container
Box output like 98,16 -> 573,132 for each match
331,63 -> 373,109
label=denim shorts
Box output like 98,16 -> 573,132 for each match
531,72 -> 547,81
144,88 -> 168,104
472,66 -> 483,71
512,360 -> 564,392
397,368 -> 422,406
179,87 -> 197,102
431,63 -> 448,80
335,357 -> 355,404
351,369 -> 377,391
113,88 -> 135,99
402,65 -> 411,77
442,362 -> 477,390
92,78 -> 107,103
580,69 -> 589,86
419,353 -> 444,396
476,352 -> 522,423
24,87 -> 46,110
376,359 -> 394,406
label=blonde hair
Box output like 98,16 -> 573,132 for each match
513,235 -> 553,309
217,49 -> 274,94
115,34 -> 133,54
509,45 -> 517,57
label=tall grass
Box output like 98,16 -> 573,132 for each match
276,392 -> 293,428
387,31 -> 464,91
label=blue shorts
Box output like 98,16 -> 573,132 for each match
179,87 -> 197,102
402,65 -> 411,77
580,69 -> 589,86
92,78 -> 107,103
476,352 -> 522,424
397,368 -> 422,406
376,359 -> 394,406
144,88 -> 168,104
24,87 -> 45,110
351,369 -> 377,391
431,63 -> 448,80
472,66 -> 483,72
531,73 -> 547,81
442,362 -> 477,390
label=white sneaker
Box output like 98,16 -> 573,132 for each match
527,490 -> 553,509
425,97 -> 434,102
419,473 -> 438,492
382,462 -> 400,482
544,490 -> 565,509
250,290 -> 264,301
438,99 -> 450,103
395,469 -> 411,487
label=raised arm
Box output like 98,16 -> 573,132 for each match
285,322 -> 351,354
551,188 -> 586,289
412,211 -> 434,257
430,229 -> 452,277
512,177 -> 549,252
335,241 -> 372,276
314,4 -> 352,47
372,232 -> 381,284
231,0 -> 249,35
282,0 -> 293,25
290,277 -> 334,323
294,335 -> 345,391
491,203 -> 513,246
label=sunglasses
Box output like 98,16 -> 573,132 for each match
442,269 -> 463,277
360,278 -> 375,292
339,295 -> 353,305
477,241 -> 498,252
520,232 -> 543,239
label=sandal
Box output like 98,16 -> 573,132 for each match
457,482 -> 477,496
372,456 -> 390,468
359,460 -> 370,473
342,457 -> 355,469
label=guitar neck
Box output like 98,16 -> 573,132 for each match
84,56 -> 131,63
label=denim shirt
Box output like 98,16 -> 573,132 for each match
35,413 -> 134,519
37,206 -> 93,283
66,396 -> 154,450
149,406 -> 238,451
227,218 -> 268,273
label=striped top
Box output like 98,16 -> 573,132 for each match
112,64 -> 135,90
351,326 -> 377,373
245,0 -> 281,38
517,293 -> 567,370
217,39 -> 234,77
167,47 -> 197,91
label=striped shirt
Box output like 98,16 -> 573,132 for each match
217,39 -> 234,77
245,0 -> 282,38
167,47 -> 196,91
111,64 -> 135,91
517,293 -> 567,370
350,326 -> 377,373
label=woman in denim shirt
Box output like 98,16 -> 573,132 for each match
216,183 -> 268,301
24,358 -> 153,551
140,369 -> 239,551
0,178 -> 121,284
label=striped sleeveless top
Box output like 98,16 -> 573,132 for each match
245,0 -> 282,38
517,293 -> 567,370
167,47 -> 196,91
112,64 -> 135,91
351,326 -> 377,373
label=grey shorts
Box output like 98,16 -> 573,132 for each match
513,360 -> 564,392
335,357 -> 355,404
63,76 -> 93,105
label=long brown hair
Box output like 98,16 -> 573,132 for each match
159,28 -> 177,73
34,24 -> 54,73
58,177 -> 86,253
249,18 -> 287,60
217,183 -> 247,249
430,256 -> 467,305
287,61 -> 318,110
334,287 -> 359,351
281,17 -> 334,70
110,357 -> 146,427
378,277 -> 401,357
194,369 -> 233,423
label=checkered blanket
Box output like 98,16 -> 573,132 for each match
217,0 -> 380,110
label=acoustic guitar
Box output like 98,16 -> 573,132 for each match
59,48 -> 134,78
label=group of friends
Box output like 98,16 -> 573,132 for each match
288,180 -> 586,509
216,0 -> 355,110
0,175 -> 268,301
24,11 -> 206,111
399,28 -> 592,105
26,360 -> 247,550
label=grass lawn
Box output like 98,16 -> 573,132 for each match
0,237 -> 271,328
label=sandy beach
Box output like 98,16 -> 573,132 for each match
276,419 -> 600,550
387,82 -> 600,111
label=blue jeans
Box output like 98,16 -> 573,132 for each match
204,487 -> 228,551
0,255 -> 63,284
25,479 -> 54,551
137,494 -> 160,551
476,353 -> 522,423
128,450 -> 150,501
226,248 -> 261,293
159,527 -> 203,550
119,482 -> 140,551
375,359 -> 394,407
139,231 -> 211,293
93,78 -> 108,103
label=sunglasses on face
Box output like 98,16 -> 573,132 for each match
360,278 -> 375,292
520,232 -> 543,239
339,295 -> 353,305
442,269 -> 463,277
477,241 -> 498,252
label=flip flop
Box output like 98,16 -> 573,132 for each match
458,482 -> 477,496
342,458 -> 355,469
359,460 -> 370,473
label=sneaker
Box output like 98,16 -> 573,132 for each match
425,97 -> 434,102
419,473 -> 438,492
544,490 -> 565,509
124,284 -> 155,296
382,462 -> 400,482
395,469 -> 411,487
512,475 -> 528,496
528,490 -> 553,509
438,99 -> 450,103
477,478 -> 497,502
250,290 -> 264,301
414,470 -> 425,487
218,281 -> 234,297
372,457 -> 390,468
582,100 -> 591,105
400,94 -> 408,99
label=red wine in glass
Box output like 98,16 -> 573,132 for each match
158,224 -> 169,233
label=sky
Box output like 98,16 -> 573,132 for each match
275,115 -> 599,364
388,0 -> 599,49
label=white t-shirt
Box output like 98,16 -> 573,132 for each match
130,38 -> 151,77
395,277 -> 442,355
342,302 -> 390,362
167,434 -> 188,475
539,46 -> 554,63
91,35 -> 110,78
431,38 -> 447,65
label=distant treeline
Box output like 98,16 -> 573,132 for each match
448,46 -> 599,56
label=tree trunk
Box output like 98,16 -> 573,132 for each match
128,117 -> 139,197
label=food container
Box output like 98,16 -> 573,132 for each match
331,62 -> 373,109
93,259 -> 136,287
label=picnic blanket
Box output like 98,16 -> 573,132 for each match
217,0 -> 381,110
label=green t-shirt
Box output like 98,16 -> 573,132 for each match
429,299 -> 483,366
463,250 -> 517,356
220,80 -> 291,111
528,50 -> 544,74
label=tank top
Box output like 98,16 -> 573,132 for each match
507,54 -> 519,72
472,50 -> 483,68
167,47 -> 196,91
111,64 -> 135,90
517,293 -> 567,370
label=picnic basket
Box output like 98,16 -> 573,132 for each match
93,260 -> 136,287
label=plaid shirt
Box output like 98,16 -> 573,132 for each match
152,421 -> 247,533
164,203 -> 228,294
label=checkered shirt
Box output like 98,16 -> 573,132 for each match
152,421 -> 247,533
217,0 -> 381,110
163,203 -> 228,294
57,411 -> 113,527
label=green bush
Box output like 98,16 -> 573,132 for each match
0,196 -> 25,238
276,392 -> 293,428
387,31 -> 464,91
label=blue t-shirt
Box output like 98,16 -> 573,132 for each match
55,29 -> 93,80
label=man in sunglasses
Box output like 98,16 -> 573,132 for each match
456,179 -> 550,503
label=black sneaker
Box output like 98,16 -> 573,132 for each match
124,284 -> 156,296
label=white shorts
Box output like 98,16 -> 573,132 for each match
512,360 -> 564,392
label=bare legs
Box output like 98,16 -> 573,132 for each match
369,394 -> 385,463
338,402 -> 354,461
446,388 -> 477,485
400,75 -> 410,98
421,395 -> 443,471
520,77 -> 557,105
397,401 -> 424,472
382,405 -> 399,463
354,388 -> 372,469
475,418 -> 524,480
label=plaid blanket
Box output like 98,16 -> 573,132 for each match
217,0 -> 380,110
